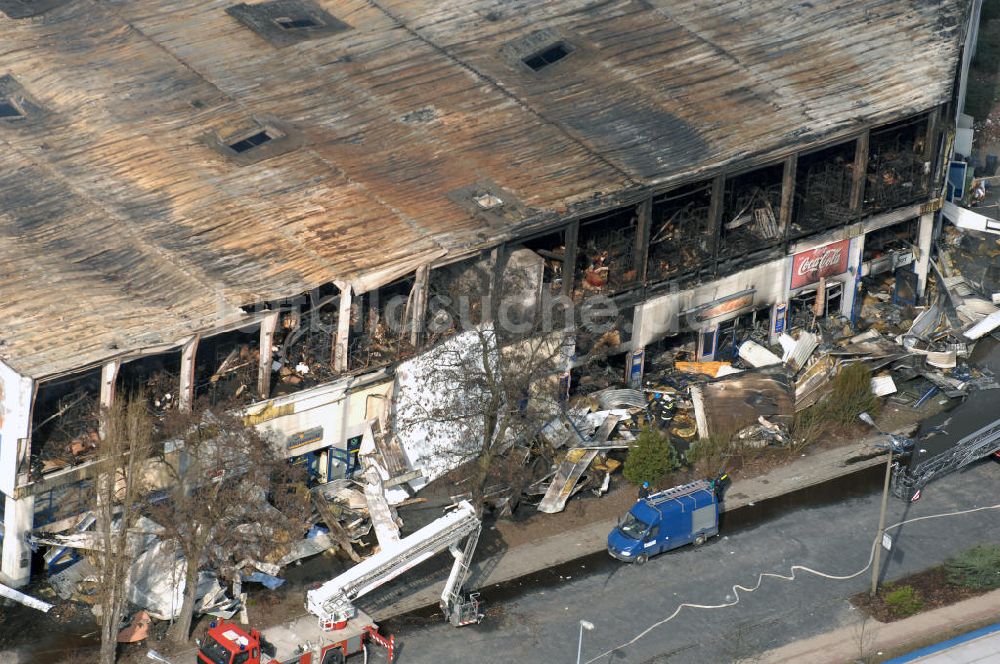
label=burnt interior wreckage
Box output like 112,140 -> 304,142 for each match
0,0 -> 973,586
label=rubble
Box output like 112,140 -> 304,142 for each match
0,582 -> 53,613
117,610 -> 153,642
691,370 -> 795,441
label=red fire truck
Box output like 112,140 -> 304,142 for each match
195,609 -> 394,664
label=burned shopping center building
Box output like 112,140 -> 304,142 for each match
0,0 -> 973,586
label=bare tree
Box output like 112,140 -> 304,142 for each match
150,401 -> 309,647
93,397 -> 153,664
852,609 -> 878,663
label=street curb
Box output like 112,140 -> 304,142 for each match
370,445 -> 889,621
757,588 -> 1000,663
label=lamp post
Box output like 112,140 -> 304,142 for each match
577,619 -> 595,664
860,411 -> 894,598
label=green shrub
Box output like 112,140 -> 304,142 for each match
947,544 -> 1000,590
794,363 -> 879,443
884,585 -> 923,618
623,427 -> 680,486
827,363 -> 879,425
685,435 -> 727,468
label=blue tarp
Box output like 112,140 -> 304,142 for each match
242,571 -> 285,590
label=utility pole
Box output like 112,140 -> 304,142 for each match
577,619 -> 594,664
871,444 -> 893,597
860,411 -> 893,597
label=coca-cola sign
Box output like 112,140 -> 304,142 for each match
790,239 -> 850,290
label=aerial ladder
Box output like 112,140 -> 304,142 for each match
893,416 -> 1000,498
306,500 -> 484,630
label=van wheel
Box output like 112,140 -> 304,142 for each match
634,553 -> 648,565
693,535 -> 705,547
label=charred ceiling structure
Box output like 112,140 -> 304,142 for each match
0,0 -> 973,586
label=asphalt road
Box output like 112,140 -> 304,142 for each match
384,459 -> 1000,664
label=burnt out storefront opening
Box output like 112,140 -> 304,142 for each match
118,351 -> 182,415
272,287 -> 340,394
713,306 -> 772,362
193,328 -> 260,406
574,206 -> 638,299
863,219 -> 919,265
719,163 -> 784,260
860,218 -> 920,312
30,368 -> 101,477
791,140 -> 856,238
864,114 -> 931,215
575,301 -> 633,363
426,254 -> 491,346
789,280 -> 845,328
349,278 -> 416,371
648,180 -> 714,283
522,228 -> 570,296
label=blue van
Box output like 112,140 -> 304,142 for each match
607,478 -> 724,564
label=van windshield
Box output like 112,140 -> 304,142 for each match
619,513 -> 650,539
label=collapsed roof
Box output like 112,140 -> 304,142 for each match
0,0 -> 969,378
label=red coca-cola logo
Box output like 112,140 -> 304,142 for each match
796,248 -> 843,276
791,239 -> 850,289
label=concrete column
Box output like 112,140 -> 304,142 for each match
98,359 -> 120,438
258,311 -> 279,400
915,211 -> 935,299
334,284 -> 352,373
1,493 -> 35,588
100,359 -> 120,410
844,233 -> 866,321
179,334 -> 199,412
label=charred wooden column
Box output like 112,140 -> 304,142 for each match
850,130 -> 870,213
485,244 -> 507,325
706,173 -> 725,263
779,154 -> 797,236
179,334 -> 199,412
562,221 -> 579,298
633,197 -> 652,283
257,311 -> 279,400
334,284 -> 352,373
923,107 -> 940,162
409,265 -> 430,347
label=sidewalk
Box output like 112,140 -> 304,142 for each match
758,588 -> 1000,663
369,441 -> 889,620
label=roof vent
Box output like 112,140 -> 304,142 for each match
473,193 -> 504,210
0,75 -> 39,123
227,0 -> 350,48
523,42 -> 572,72
0,98 -> 23,119
204,118 -> 300,165
227,128 -> 277,153
0,0 -> 72,19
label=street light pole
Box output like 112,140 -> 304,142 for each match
577,619 -> 594,664
860,412 -> 893,598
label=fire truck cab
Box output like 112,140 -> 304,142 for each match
196,610 -> 393,664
